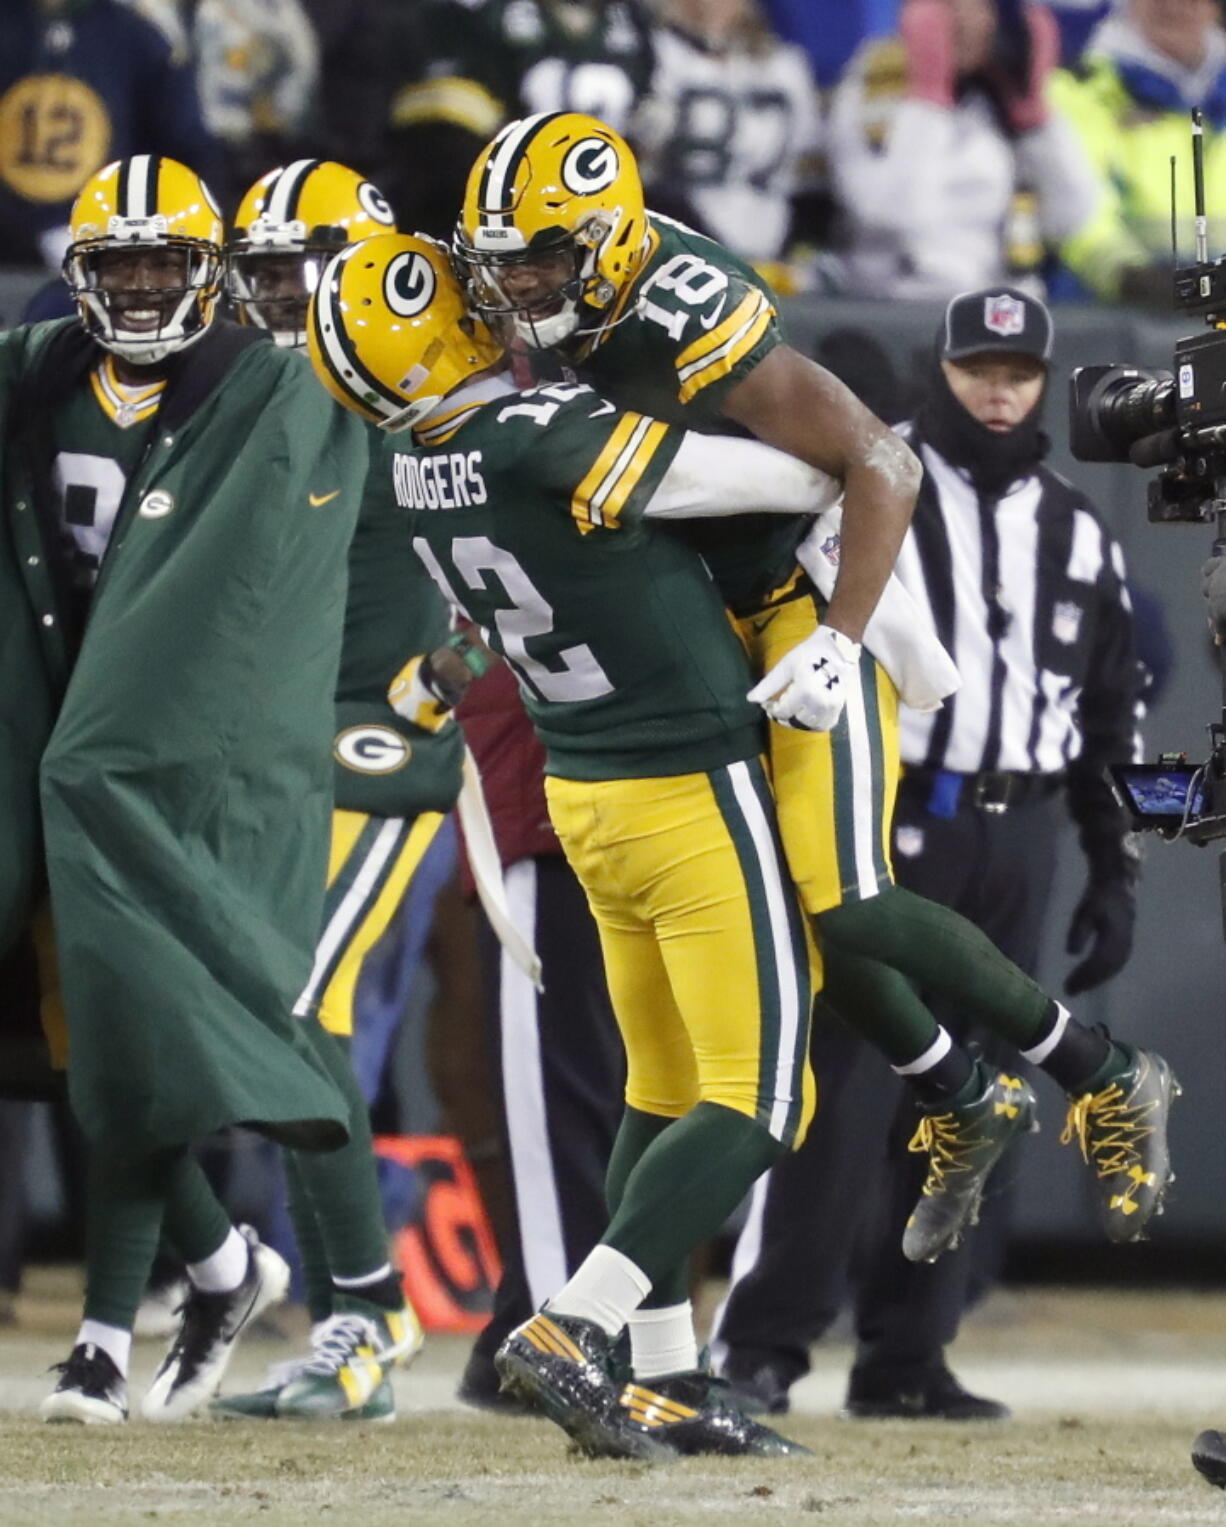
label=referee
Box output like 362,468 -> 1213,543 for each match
715,286 -> 1144,1420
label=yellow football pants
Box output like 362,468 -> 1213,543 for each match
545,758 -> 818,1149
737,590 -> 900,916
296,808 -> 447,1037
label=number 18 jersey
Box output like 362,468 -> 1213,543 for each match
390,379 -> 764,781
572,214 -> 810,614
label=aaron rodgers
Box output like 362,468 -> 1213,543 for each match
306,228 -> 859,1459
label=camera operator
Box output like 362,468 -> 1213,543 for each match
716,286 -> 1160,1421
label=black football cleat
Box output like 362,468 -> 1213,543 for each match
41,1343 -> 128,1424
619,1370 -> 810,1456
716,1353 -> 795,1416
1061,1046 -> 1179,1243
142,1227 -> 289,1421
903,1070 -> 1037,1263
1192,1429 -> 1226,1488
844,1365 -> 1009,1421
457,1347 -> 537,1416
495,1311 -> 672,1461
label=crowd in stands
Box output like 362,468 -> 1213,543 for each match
2,0 -> 1226,309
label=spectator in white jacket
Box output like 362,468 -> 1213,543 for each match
826,0 -> 1100,299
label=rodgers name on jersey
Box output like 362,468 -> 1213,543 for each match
393,380 -> 763,781
392,448 -> 489,511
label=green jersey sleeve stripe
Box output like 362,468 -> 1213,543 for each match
676,291 -> 774,402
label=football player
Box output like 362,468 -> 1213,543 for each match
452,113 -> 1176,1265
212,160 -> 468,1421
0,155 -> 368,1424
307,229 -> 846,1460
381,0 -> 656,237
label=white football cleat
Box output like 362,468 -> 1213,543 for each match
141,1227 -> 289,1422
41,1342 -> 128,1424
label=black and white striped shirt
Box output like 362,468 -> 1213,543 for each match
893,428 -> 1139,778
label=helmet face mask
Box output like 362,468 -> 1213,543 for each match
456,218 -> 622,348
64,158 -> 224,366
227,247 -> 333,349
229,162 -> 396,349
456,112 -> 649,352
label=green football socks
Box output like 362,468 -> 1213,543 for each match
820,884 -> 1052,1050
601,1102 -> 783,1291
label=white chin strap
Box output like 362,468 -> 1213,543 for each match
514,302 -> 580,349
80,286 -> 207,366
100,321 -> 209,367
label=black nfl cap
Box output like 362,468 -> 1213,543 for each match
940,286 -> 1053,363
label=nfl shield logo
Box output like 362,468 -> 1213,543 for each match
895,825 -> 925,858
1052,600 -> 1082,644
984,293 -> 1026,338
821,533 -> 841,565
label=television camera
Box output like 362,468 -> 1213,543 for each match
1069,109 -> 1226,857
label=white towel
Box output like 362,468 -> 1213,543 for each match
456,745 -> 544,991
796,508 -> 961,713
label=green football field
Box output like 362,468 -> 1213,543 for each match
3,1270 -> 1226,1526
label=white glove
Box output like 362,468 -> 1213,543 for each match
748,625 -> 862,732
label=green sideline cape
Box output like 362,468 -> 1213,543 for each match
0,318 -> 367,1153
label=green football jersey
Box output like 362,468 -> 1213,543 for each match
51,361 -> 161,600
334,424 -> 464,819
404,0 -> 655,137
568,213 -> 810,614
339,425 -> 453,706
393,380 -> 763,781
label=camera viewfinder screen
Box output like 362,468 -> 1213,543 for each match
1117,767 -> 1204,818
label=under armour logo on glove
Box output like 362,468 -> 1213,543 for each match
748,625 -> 862,732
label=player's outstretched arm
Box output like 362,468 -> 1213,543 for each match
720,345 -> 920,643
641,432 -> 842,521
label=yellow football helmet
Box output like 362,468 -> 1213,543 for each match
228,160 -> 397,348
64,156 -> 224,365
308,233 -> 503,431
454,111 -> 650,349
